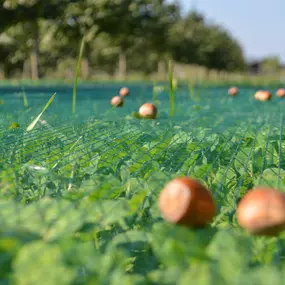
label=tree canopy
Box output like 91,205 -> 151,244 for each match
0,1 -> 246,79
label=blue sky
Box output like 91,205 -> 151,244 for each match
177,0 -> 285,63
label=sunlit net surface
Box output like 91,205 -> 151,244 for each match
0,84 -> 285,284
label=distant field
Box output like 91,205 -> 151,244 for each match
0,85 -> 285,284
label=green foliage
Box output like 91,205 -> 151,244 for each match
73,37 -> 85,114
168,59 -> 175,116
0,1 -> 245,79
9,122 -> 20,129
170,11 -> 246,71
0,82 -> 285,284
14,242 -> 74,285
261,56 -> 280,73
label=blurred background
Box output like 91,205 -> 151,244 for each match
0,0 -> 284,83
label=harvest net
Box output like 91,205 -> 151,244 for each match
0,84 -> 285,284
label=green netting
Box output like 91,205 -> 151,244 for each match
0,84 -> 285,284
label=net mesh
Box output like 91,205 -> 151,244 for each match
0,84 -> 284,283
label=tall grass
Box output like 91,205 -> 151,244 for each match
168,59 -> 175,116
72,37 -> 86,114
188,81 -> 200,101
26,93 -> 56,131
22,87 -> 28,107
152,80 -> 157,101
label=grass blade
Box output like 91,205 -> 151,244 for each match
152,80 -> 157,101
26,93 -> 56,132
169,59 -> 175,116
22,87 -> 28,107
72,36 -> 86,114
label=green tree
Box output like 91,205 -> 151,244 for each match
1,0 -> 72,79
261,56 -> 280,74
206,25 -> 246,71
57,0 -> 178,79
0,2 -> 246,79
170,11 -> 211,65
170,11 -> 245,71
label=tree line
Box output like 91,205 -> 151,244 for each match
0,0 -> 246,80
